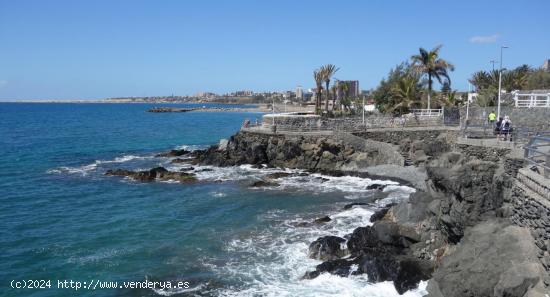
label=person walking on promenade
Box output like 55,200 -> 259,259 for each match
488,110 -> 497,128
501,115 -> 513,141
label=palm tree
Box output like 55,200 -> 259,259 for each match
439,90 -> 461,107
411,45 -> 454,109
337,81 -> 349,111
331,84 -> 339,110
389,75 -> 422,113
503,65 -> 530,91
313,70 -> 324,113
320,64 -> 339,112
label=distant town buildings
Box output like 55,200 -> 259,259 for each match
195,92 -> 217,99
119,79 -> 362,104
296,85 -> 303,100
233,90 -> 254,96
335,80 -> 360,100
542,59 -> 550,72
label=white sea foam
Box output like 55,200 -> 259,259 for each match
207,182 -> 423,297
46,154 -> 153,176
179,164 -> 412,197
211,191 -> 227,197
46,163 -> 98,175
174,144 -> 208,151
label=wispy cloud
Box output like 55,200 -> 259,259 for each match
469,34 -> 500,44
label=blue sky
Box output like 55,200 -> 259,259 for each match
0,0 -> 549,100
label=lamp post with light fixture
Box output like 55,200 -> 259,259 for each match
497,46 -> 508,119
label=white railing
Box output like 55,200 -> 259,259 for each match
514,93 -> 550,108
524,132 -> 550,178
410,108 -> 443,117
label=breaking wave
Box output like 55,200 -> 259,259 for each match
189,168 -> 423,297
46,154 -> 154,176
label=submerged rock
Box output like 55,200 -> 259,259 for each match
249,180 -> 279,188
178,166 -> 195,172
343,202 -> 368,210
170,158 -> 189,164
313,216 -> 332,224
156,149 -> 191,157
302,258 -> 355,280
105,167 -> 196,183
308,236 -> 348,261
366,183 -> 387,191
264,172 -> 292,179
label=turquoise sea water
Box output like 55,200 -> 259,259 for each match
0,103 -> 426,297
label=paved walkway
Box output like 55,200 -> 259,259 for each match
242,125 -> 459,136
241,126 -> 334,136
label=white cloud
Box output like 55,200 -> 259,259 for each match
469,34 -> 500,44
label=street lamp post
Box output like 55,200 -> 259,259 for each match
362,96 -> 365,124
490,60 -> 498,71
272,97 -> 275,126
466,82 -> 471,125
497,46 -> 509,119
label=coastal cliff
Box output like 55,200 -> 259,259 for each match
133,129 -> 549,296
214,130 -> 547,295
195,131 -> 404,171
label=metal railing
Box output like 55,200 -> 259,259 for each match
461,123 -> 537,146
524,132 -> 550,178
410,108 -> 443,117
514,93 -> 550,108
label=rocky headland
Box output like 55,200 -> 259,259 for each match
107,128 -> 549,296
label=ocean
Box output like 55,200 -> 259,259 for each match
0,103 -> 427,297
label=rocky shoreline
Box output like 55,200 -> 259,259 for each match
106,130 -> 549,296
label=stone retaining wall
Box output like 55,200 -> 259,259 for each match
261,113 -> 443,131
508,169 -> 550,271
455,144 -> 511,163
354,129 -> 456,146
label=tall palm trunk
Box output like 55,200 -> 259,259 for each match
316,91 -> 321,111
427,73 -> 432,109
324,81 -> 330,111
332,88 -> 337,110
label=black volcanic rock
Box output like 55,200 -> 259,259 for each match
265,172 -> 292,179
369,203 -> 397,223
366,183 -> 387,191
346,226 -> 379,253
178,166 -> 195,172
308,236 -> 347,261
313,216 -> 332,224
249,180 -> 279,188
170,158 -> 190,164
343,202 -> 368,210
156,149 -> 191,157
302,258 -> 355,279
426,155 -> 505,243
105,167 -> 196,183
